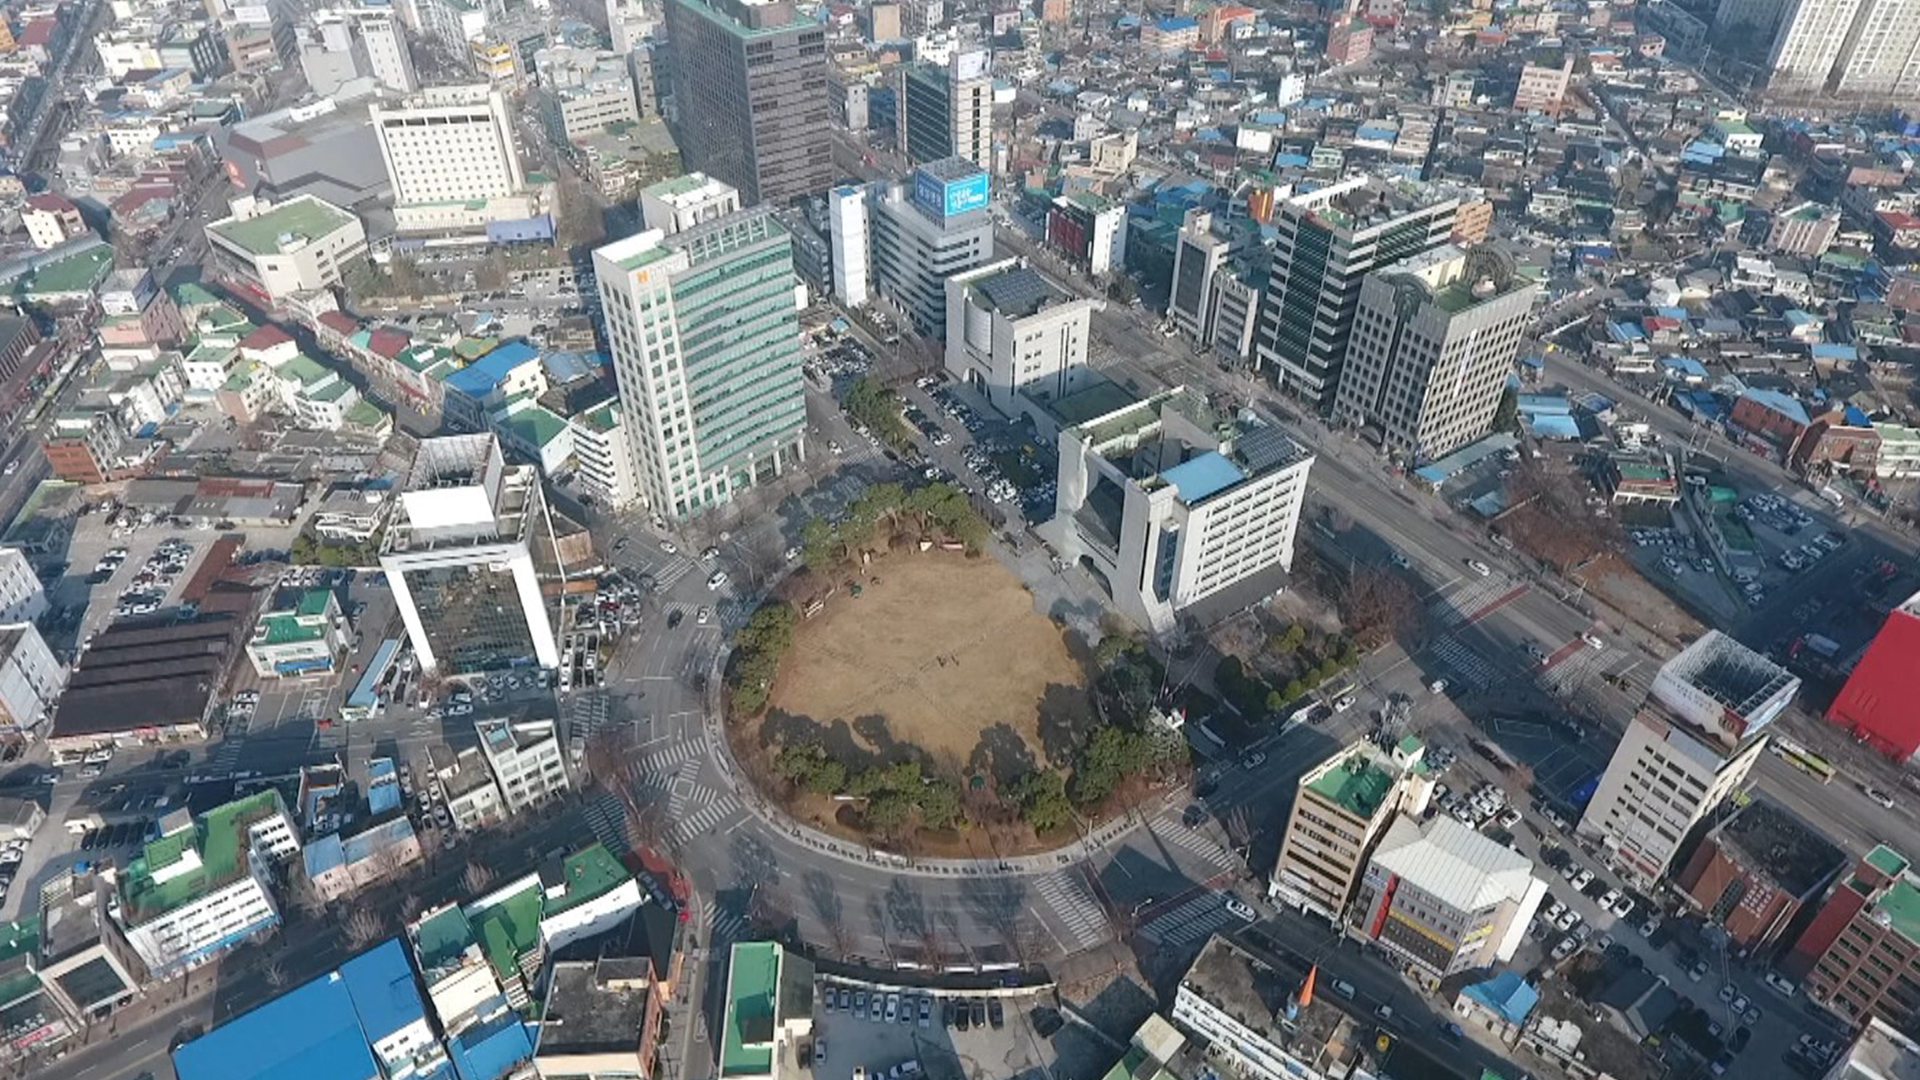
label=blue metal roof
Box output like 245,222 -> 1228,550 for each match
173,969 -> 380,1080
445,341 -> 540,398
1162,451 -> 1245,503
1462,972 -> 1539,1026
347,638 -> 402,710
1740,387 -> 1810,426
1525,414 -> 1583,440
340,939 -> 428,1044
449,1010 -> 535,1080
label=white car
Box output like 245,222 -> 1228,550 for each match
1583,633 -> 1605,650
1555,909 -> 1581,931
1572,869 -> 1595,890
1600,889 -> 1621,910
1223,898 -> 1256,922
1611,895 -> 1635,918
706,570 -> 729,590
1864,785 -> 1896,810
660,541 -> 678,555
1466,559 -> 1491,577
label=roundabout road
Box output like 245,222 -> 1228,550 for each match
579,466 -> 1274,973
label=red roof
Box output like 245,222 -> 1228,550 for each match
238,324 -> 292,350
18,19 -> 54,46
367,327 -> 410,358
24,193 -> 75,213
317,310 -> 359,335
1879,210 -> 1920,232
1828,604 -> 1920,759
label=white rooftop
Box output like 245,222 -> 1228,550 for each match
1371,815 -> 1537,914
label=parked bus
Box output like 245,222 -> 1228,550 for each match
1769,737 -> 1836,784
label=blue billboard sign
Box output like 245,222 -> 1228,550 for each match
912,168 -> 989,220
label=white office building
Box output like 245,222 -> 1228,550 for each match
476,717 -> 570,812
0,623 -> 62,736
1349,815 -> 1548,979
1580,631 -> 1799,887
569,398 -> 641,510
1171,937 -> 1329,1080
594,210 -> 808,519
371,85 -> 533,231
944,258 -> 1104,416
1335,244 -> 1539,463
828,184 -> 871,307
116,792 -> 301,978
205,195 -> 368,306
0,549 -> 47,625
637,173 -> 742,237
353,9 -> 418,93
379,434 -> 567,675
869,158 -> 996,337
1042,387 -> 1315,635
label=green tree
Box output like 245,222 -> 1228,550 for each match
1011,770 -> 1072,833
1493,385 -> 1520,434
865,791 -> 916,831
799,517 -> 837,569
729,602 -> 798,716
1282,678 -> 1305,701
916,779 -> 963,831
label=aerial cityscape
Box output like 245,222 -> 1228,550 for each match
0,0 -> 1914,1077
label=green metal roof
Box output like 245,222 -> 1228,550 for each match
0,919 -> 41,1008
257,612 -> 324,645
278,354 -> 332,387
210,197 -> 357,256
546,843 -> 630,916
1876,879 -> 1920,945
345,399 -> 388,428
18,245 -> 113,296
1867,844 -> 1910,878
499,405 -> 570,450
721,942 -> 781,1076
413,905 -> 477,971
296,589 -> 333,617
1306,751 -> 1395,819
470,883 -> 543,981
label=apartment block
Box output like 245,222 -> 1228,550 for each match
594,210 -> 808,520
944,258 -> 1104,416
1254,175 -> 1462,407
1579,631 -> 1798,887
245,589 -> 350,678
1270,737 -> 1434,921
1334,244 -> 1539,462
1350,815 -> 1547,980
1043,386 -> 1314,634
0,551 -> 47,628
569,398 -> 642,510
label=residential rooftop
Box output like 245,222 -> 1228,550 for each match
122,790 -> 285,923
1715,798 -> 1844,898
721,941 -> 781,1076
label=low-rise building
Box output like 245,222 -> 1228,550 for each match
301,817 -> 424,902
431,744 -> 507,831
1349,815 -> 1547,981
0,622 -> 63,736
206,195 -> 367,307
34,869 -> 144,1022
537,901 -> 685,1080
49,615 -> 248,753
1170,935 -> 1358,1080
0,550 -> 48,626
117,792 -> 300,979
477,717 -> 570,813
1795,846 -> 1920,1030
944,258 -> 1104,416
717,942 -> 814,1080
245,589 -> 350,678
1270,736 -> 1434,922
1452,972 -> 1539,1047
1675,797 -> 1844,952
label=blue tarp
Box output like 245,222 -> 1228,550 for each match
1461,973 -> 1540,1027
1660,355 -> 1709,379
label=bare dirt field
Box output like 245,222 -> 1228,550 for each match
761,549 -> 1094,780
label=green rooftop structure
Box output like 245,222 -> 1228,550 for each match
15,243 -> 114,300
1867,845 -> 1910,878
120,791 -> 294,925
208,197 -> 358,257
469,882 -> 543,984
719,941 -> 813,1078
246,589 -> 344,676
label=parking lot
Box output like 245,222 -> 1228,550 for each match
811,983 -> 1050,1080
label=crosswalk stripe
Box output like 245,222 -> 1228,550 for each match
1156,824 -> 1238,868
1034,871 -> 1112,949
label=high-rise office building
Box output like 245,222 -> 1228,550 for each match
351,8 -> 418,92
663,0 -> 831,207
869,158 -> 995,336
380,434 -> 568,675
371,84 -> 526,205
594,208 -> 808,519
1254,175 -> 1461,408
1579,631 -> 1799,887
1335,244 -> 1538,462
896,49 -> 992,173
1170,209 -> 1231,343
607,0 -> 655,52
828,184 -> 871,306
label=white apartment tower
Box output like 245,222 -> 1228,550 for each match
371,85 -> 526,206
352,9 -> 419,93
944,258 -> 1105,416
607,0 -> 656,52
593,210 -> 808,519
829,184 -> 871,307
1335,245 -> 1539,463
0,549 -> 48,625
1580,631 -> 1801,887
1766,0 -> 1920,97
1042,387 -> 1315,635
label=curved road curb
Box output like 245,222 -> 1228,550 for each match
698,643 -> 1181,880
